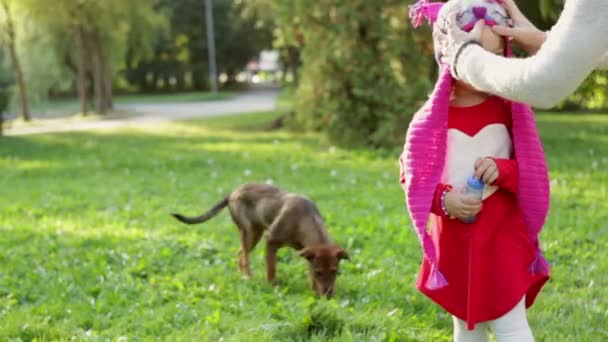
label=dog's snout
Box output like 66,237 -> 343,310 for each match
323,286 -> 335,297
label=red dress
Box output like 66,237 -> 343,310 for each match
417,97 -> 549,330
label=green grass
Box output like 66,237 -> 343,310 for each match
0,111 -> 607,341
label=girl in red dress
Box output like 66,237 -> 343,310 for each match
400,1 -> 551,341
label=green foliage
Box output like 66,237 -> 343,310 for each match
514,0 -> 558,30
276,0 -> 433,148
517,0 -> 608,111
216,1 -> 273,75
556,71 -> 608,111
15,24 -> 67,105
1,0 -> 271,104
127,0 -> 273,92
538,0 -> 565,21
0,111 -> 607,340
272,0 -> 605,147
5,0 -> 166,106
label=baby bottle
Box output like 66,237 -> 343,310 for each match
461,175 -> 484,223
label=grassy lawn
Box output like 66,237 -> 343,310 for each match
0,111 -> 607,341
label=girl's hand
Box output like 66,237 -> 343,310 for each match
475,157 -> 499,185
491,0 -> 547,55
444,190 -> 482,220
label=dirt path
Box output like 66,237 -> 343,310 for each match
4,89 -> 279,136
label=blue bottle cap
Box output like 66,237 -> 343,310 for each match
467,176 -> 484,190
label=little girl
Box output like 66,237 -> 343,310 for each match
399,1 -> 551,341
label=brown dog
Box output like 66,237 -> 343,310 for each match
171,183 -> 348,297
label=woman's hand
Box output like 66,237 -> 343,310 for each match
491,0 -> 547,55
444,190 -> 482,220
436,13 -> 485,67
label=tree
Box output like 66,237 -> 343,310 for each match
273,0 -> 433,147
19,0 -> 95,115
68,0 -> 128,114
20,0 -> 165,115
216,0 -> 273,83
0,50 -> 11,135
127,0 -> 272,92
242,0 -> 302,84
75,22 -> 90,115
270,0 -> 606,147
0,0 -> 30,121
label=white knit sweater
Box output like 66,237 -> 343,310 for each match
457,0 -> 608,108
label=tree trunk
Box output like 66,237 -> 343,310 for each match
287,46 -> 301,85
225,68 -> 237,85
176,69 -> 186,90
2,1 -> 30,121
75,25 -> 89,115
91,41 -> 102,113
102,51 -> 113,111
97,33 -> 113,111
89,32 -> 108,114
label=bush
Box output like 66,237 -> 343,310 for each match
276,1 -> 435,148
557,71 -> 608,111
274,1 -> 608,148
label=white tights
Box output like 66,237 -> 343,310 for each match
453,297 -> 534,342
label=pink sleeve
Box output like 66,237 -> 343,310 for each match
492,158 -> 519,193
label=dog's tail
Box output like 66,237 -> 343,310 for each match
171,197 -> 229,225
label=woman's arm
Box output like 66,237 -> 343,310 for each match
456,0 -> 608,108
542,30 -> 608,71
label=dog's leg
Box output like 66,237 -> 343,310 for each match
265,241 -> 280,285
265,213 -> 290,286
266,208 -> 295,286
228,207 -> 256,278
238,229 -> 253,278
240,226 -> 264,277
233,215 -> 264,278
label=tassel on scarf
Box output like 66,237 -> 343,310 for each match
529,250 -> 550,276
426,262 -> 449,290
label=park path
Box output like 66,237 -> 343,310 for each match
4,89 -> 279,136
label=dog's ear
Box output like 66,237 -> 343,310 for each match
298,247 -> 317,262
333,246 -> 349,261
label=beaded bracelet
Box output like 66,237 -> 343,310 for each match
440,186 -> 455,219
